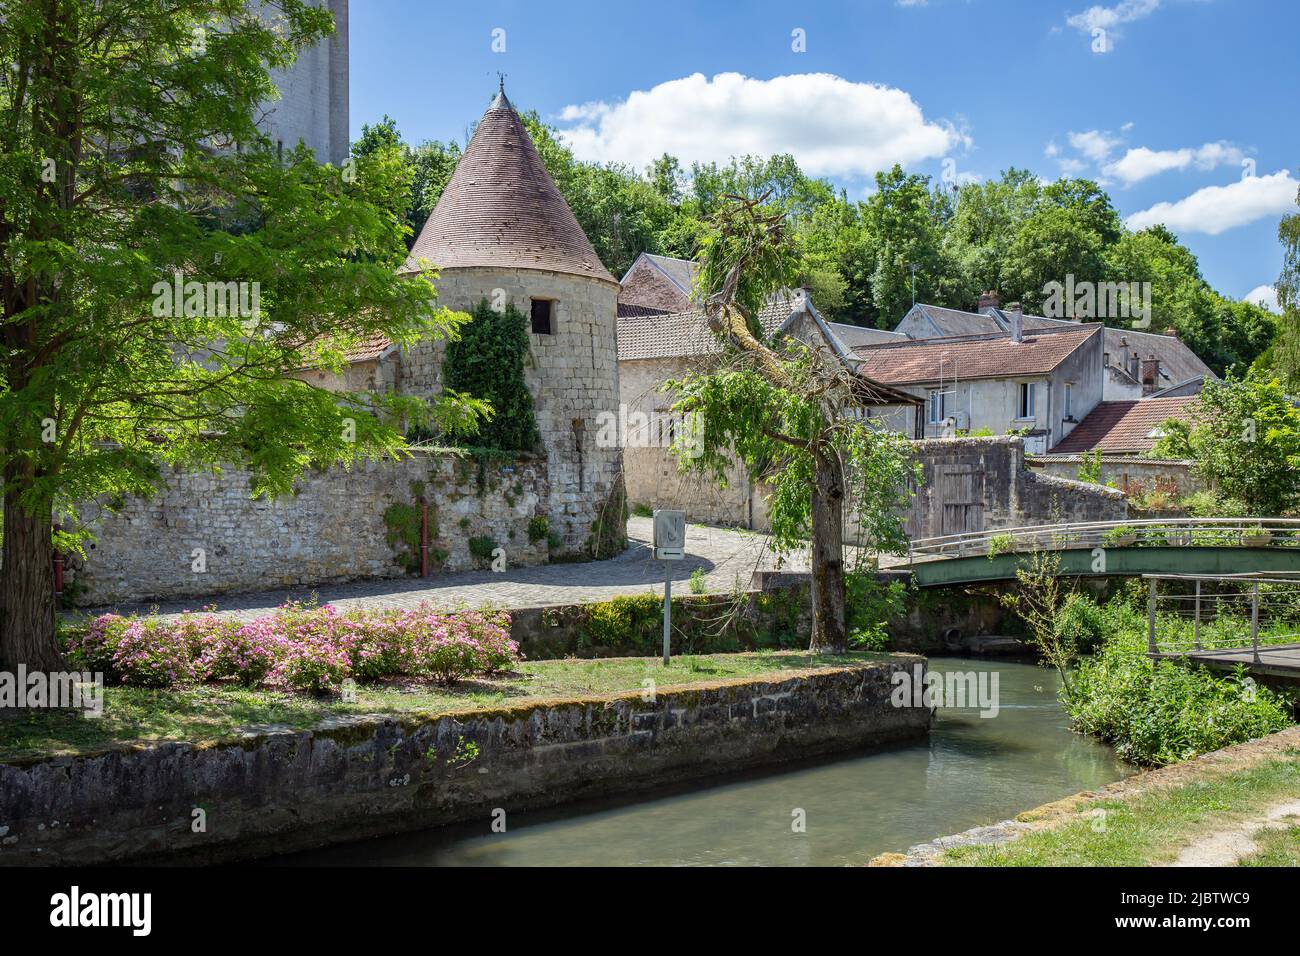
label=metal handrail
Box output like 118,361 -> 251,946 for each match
907,518 -> 1300,560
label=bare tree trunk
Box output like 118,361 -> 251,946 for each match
809,447 -> 847,651
0,459 -> 61,671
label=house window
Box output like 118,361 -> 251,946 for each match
530,298 -> 555,334
927,389 -> 950,425
1017,382 -> 1036,420
1064,383 -> 1074,419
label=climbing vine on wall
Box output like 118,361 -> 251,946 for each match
443,298 -> 540,453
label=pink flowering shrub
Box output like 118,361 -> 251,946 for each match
198,618 -> 278,687
110,618 -> 198,688
65,602 -> 518,694
66,614 -> 126,674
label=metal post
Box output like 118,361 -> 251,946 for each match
662,564 -> 672,666
1193,580 -> 1201,651
1147,579 -> 1158,656
1251,583 -> 1260,664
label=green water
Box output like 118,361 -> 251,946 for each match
273,657 -> 1132,866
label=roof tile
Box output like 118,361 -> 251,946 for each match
403,91 -> 615,284
851,326 -> 1100,385
1049,396 -> 1200,454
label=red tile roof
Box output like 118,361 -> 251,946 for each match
403,91 -> 615,284
851,326 -> 1099,385
1049,396 -> 1200,454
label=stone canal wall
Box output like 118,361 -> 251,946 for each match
0,659 -> 929,865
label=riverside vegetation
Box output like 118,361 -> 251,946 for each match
1021,582 -> 1294,767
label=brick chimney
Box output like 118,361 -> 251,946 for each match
1007,302 -> 1023,343
978,290 -> 999,311
1141,356 -> 1159,393
1164,326 -> 1178,337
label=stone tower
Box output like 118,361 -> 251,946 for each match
260,0 -> 350,165
401,87 -> 625,556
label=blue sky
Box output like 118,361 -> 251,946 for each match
349,0 -> 1298,306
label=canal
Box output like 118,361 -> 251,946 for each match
271,657 -> 1133,866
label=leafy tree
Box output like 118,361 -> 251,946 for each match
1001,204 -> 1108,313
1274,182 -> 1300,389
666,195 -> 918,650
349,115 -> 416,245
1153,375 -> 1300,515
861,165 -> 952,327
442,300 -> 539,452
0,0 -> 479,667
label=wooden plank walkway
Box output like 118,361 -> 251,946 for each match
1174,642 -> 1300,680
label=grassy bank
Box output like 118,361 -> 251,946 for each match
0,650 -> 885,762
942,745 -> 1300,867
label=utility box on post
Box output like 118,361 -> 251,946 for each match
653,509 -> 686,665
653,509 -> 686,560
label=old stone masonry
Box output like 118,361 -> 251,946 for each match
67,87 -> 628,607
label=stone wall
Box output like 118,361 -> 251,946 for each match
619,356 -> 761,527
1029,455 -> 1200,499
617,429 -> 1125,540
0,660 -> 930,865
906,437 -> 1126,539
67,450 -> 549,606
406,266 -> 625,555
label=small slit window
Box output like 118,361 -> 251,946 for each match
530,298 -> 555,334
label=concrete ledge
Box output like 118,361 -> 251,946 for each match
0,658 -> 930,865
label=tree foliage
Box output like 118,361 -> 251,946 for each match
1152,374 -> 1300,515
387,106 -> 1274,372
0,0 -> 479,665
665,195 -> 919,650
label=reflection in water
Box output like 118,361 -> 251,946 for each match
271,658 -> 1132,867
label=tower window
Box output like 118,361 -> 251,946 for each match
530,298 -> 555,334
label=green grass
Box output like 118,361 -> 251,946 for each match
1239,824 -> 1300,866
943,753 -> 1300,867
0,650 -> 884,762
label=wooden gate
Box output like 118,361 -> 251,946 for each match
939,465 -> 985,538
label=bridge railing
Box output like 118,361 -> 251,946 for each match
1142,572 -> 1300,662
907,518 -> 1300,563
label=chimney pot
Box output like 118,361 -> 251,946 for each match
1164,326 -> 1178,337
978,290 -> 1000,311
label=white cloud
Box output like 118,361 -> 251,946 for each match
1068,129 -> 1123,162
1104,141 -> 1245,186
1244,284 -> 1279,313
555,72 -> 963,180
1067,0 -> 1162,34
1126,170 -> 1297,235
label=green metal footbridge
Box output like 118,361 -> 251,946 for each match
900,519 -> 1300,587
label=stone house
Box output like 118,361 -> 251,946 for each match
852,320 -> 1106,454
893,299 -> 1215,400
616,290 -> 921,526
312,86 -> 628,553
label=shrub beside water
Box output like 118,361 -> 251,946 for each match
65,603 -> 519,694
1066,622 -> 1293,766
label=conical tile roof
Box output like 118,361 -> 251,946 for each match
404,89 -> 616,284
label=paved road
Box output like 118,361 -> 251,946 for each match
78,518 -> 814,622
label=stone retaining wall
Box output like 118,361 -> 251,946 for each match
66,450 -> 549,606
0,659 -> 930,865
